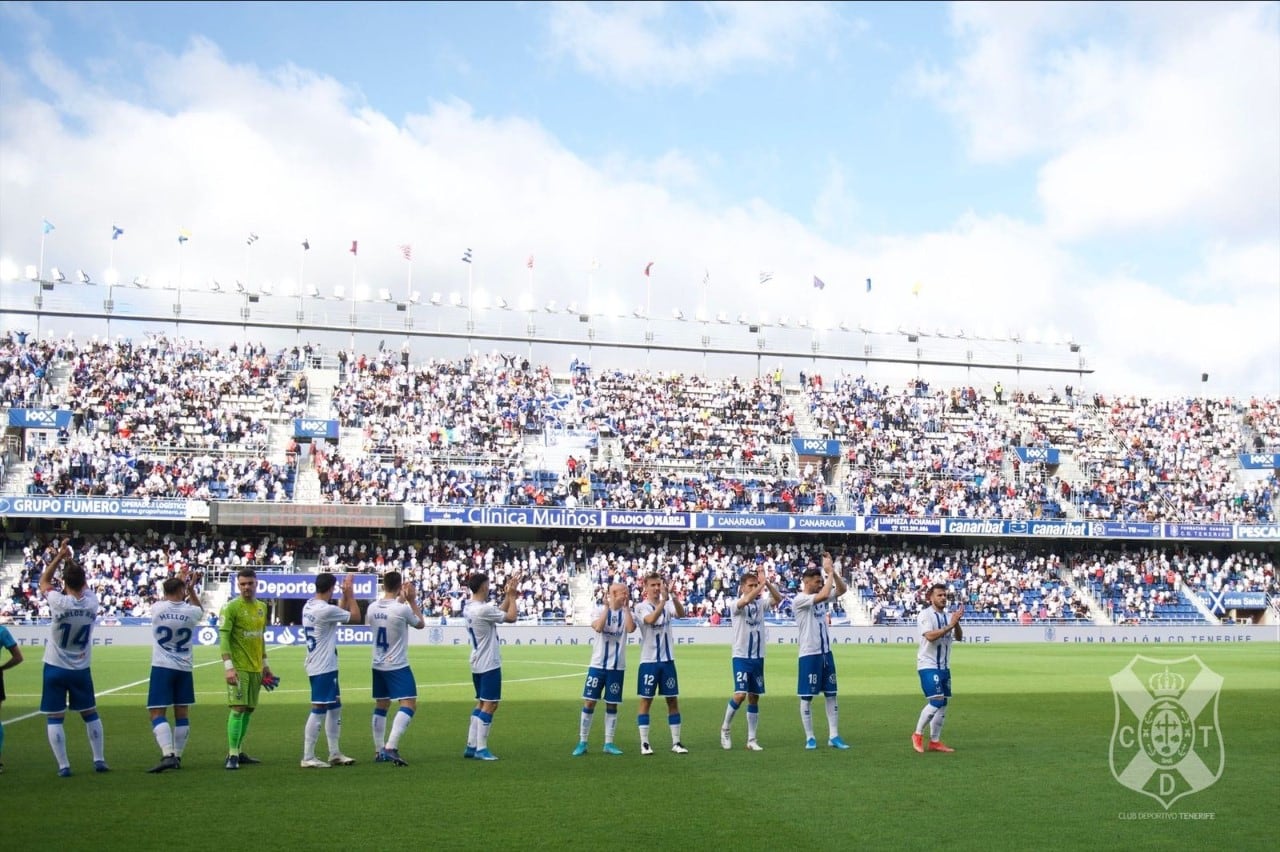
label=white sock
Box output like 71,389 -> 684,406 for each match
152,719 -> 174,756
372,709 -> 387,752
825,696 -> 839,740
579,706 -> 594,742
930,706 -> 948,741
668,715 -> 682,745
800,699 -> 815,739
386,707 -> 414,750
304,710 -> 324,760
174,719 -> 190,756
476,711 -> 492,750
722,699 -> 740,731
467,713 -> 479,749
916,704 -> 939,735
604,708 -> 619,744
746,706 -> 759,741
85,714 -> 105,762
48,719 -> 69,768
325,707 -> 342,756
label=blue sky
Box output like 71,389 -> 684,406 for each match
1,1 -> 1277,396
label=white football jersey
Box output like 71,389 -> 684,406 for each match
731,595 -> 771,660
464,600 -> 506,674
44,589 -> 100,670
588,606 -> 630,670
793,592 -> 830,657
302,597 -> 354,676
917,607 -> 954,670
367,598 -> 422,671
635,600 -> 677,664
149,599 -> 204,671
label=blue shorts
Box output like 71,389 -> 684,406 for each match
41,664 -> 97,713
637,661 -> 679,699
372,666 -> 417,701
919,668 -> 952,699
147,666 -> 196,709
473,668 -> 502,702
309,670 -> 341,705
582,666 -> 626,704
732,657 -> 766,696
797,652 -> 838,697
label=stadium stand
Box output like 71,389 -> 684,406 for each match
1,333 -> 1276,628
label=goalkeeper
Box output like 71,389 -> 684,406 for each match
219,568 -> 276,770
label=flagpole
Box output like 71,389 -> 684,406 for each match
350,244 -> 358,352
587,262 -> 595,320
38,230 -> 47,284
467,256 -> 474,354
527,257 -> 535,360
405,247 -> 413,348
298,241 -> 307,339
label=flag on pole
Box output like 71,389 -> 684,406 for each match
246,232 -> 259,246
813,275 -> 826,290
42,219 -> 55,234
759,271 -> 773,285
302,238 -> 310,251
178,228 -> 191,244
350,240 -> 359,256
526,255 -> 535,269
644,261 -> 654,277
911,281 -> 921,297
399,244 -> 412,261
590,258 -> 600,272
462,248 -> 473,264
866,278 -> 872,293
111,225 -> 124,240
703,270 -> 710,286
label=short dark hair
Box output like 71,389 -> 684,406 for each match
237,568 -> 257,580
644,572 -> 663,583
162,577 -> 185,596
929,583 -> 948,596
801,567 -> 822,578
383,571 -> 403,593
466,572 -> 489,594
63,562 -> 87,592
315,572 -> 336,594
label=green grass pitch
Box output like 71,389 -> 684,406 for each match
1,642 -> 1276,851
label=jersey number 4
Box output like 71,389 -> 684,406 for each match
375,627 -> 389,653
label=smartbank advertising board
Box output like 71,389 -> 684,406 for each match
4,624 -> 1275,648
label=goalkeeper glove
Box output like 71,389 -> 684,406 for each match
262,673 -> 281,692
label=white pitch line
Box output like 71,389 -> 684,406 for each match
3,654 -> 234,726
3,657 -> 587,717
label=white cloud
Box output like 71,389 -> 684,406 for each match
920,2 -> 1280,242
0,29 -> 1275,398
545,1 -> 841,87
